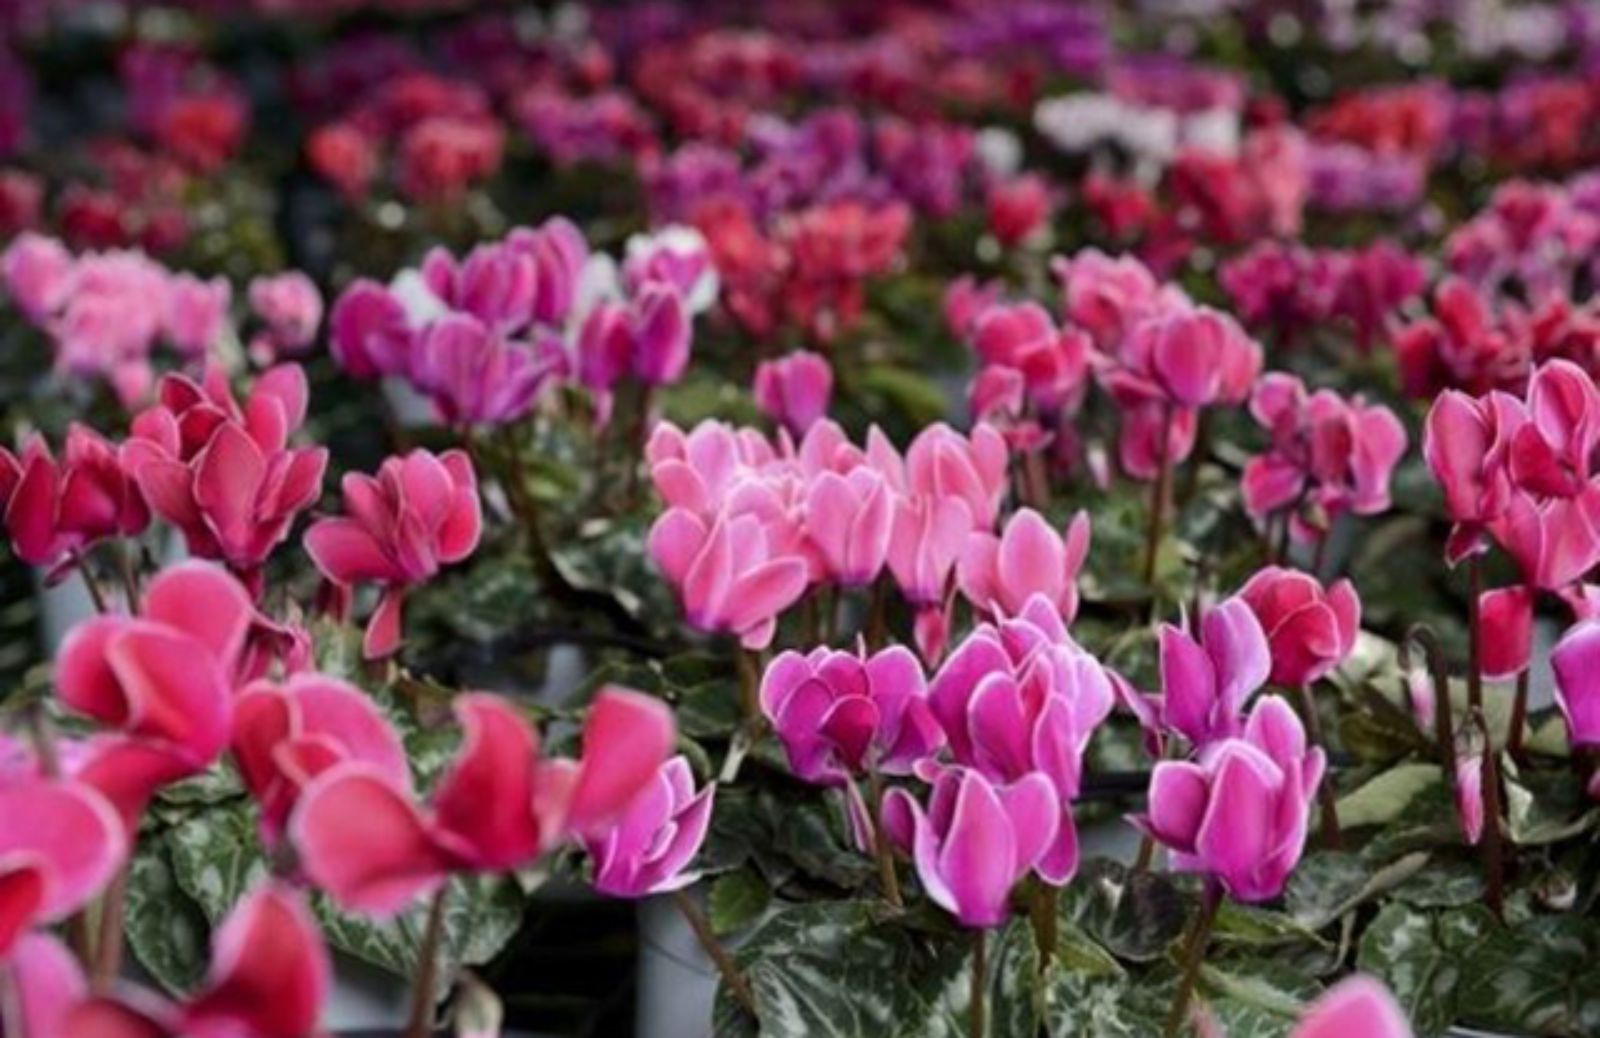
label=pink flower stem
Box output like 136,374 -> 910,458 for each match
1465,557 -> 1505,920
1142,404 -> 1176,590
865,763 -> 903,909
1163,879 -> 1222,1038
672,889 -> 757,1016
1295,685 -> 1344,850
405,886 -> 450,1038
969,927 -> 987,1038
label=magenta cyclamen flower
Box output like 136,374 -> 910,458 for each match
0,424 -> 150,570
303,448 -> 481,659
958,508 -> 1090,623
754,350 -> 834,436
1242,373 -> 1408,541
1550,619 -> 1600,753
1158,596 -> 1271,746
410,312 -> 566,426
927,596 -> 1115,883
1292,976 -> 1413,1038
0,777 -> 125,956
882,767 -> 1059,928
584,756 -> 715,898
1239,567 -> 1361,688
760,645 -> 944,785
1135,696 -> 1324,902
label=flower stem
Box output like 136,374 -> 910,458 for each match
672,889 -> 757,1016
71,547 -> 109,614
1508,669 -> 1529,763
1295,685 -> 1344,850
969,927 -> 987,1038
92,866 -> 129,990
866,578 -> 889,651
865,764 -> 902,909
1465,558 -> 1505,920
1028,881 -> 1058,966
1163,880 -> 1222,1038
719,650 -> 764,783
116,541 -> 142,612
1142,404 -> 1176,590
405,886 -> 449,1038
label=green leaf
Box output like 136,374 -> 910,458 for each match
1284,852 -> 1371,930
710,868 -> 772,936
1201,958 -> 1319,1037
772,797 -> 876,889
1356,903 -> 1497,1036
1212,902 -> 1328,950
167,801 -> 270,922
124,837 -> 211,995
856,366 -> 950,429
1046,970 -> 1169,1038
1058,860 -> 1187,963
1335,764 -> 1442,829
1457,916 -> 1600,1035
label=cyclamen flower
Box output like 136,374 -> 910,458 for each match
0,424 -> 150,570
231,674 -> 410,849
760,645 -> 943,785
987,174 -> 1054,247
292,689 -> 673,914
248,271 -> 323,360
584,756 -> 715,898
958,509 -> 1090,624
0,777 -> 125,957
802,466 -> 892,588
969,302 -> 1092,417
122,364 -> 327,592
1158,596 -> 1271,746
647,508 -> 809,650
1242,373 -> 1408,541
410,313 -> 566,426
303,448 -> 481,660
623,225 -> 718,314
883,767 -> 1059,928
1291,976 -> 1413,1038
754,350 -> 834,436
927,596 -> 1115,883
1239,567 -> 1361,688
1551,620 -> 1600,759
164,272 -> 231,358
1423,388 -> 1525,561
64,884 -> 329,1038
1134,696 -> 1323,902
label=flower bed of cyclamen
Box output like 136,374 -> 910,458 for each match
2,2 -> 1600,1037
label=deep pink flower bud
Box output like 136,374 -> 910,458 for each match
1159,596 -> 1271,746
1127,306 -> 1262,408
754,350 -> 834,436
1239,567 -> 1360,687
303,448 -> 481,659
163,273 -> 231,358
1135,696 -> 1324,902
958,509 -> 1090,623
882,767 -> 1059,928
583,756 -> 714,898
760,645 -> 943,785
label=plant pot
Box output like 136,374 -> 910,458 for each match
635,893 -> 719,1038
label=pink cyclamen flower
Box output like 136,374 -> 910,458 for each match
1135,695 -> 1324,902
803,466 -> 893,588
303,448 -> 481,659
3,935 -> 85,1036
1423,389 -> 1525,562
958,508 -> 1090,623
987,174 -> 1053,248
584,756 -> 715,898
1291,976 -> 1413,1038
1551,619 -> 1600,749
410,312 -> 566,426
0,777 -> 125,956
231,674 -> 410,849
1054,248 -> 1163,351
648,508 -> 809,650
1455,750 -> 1485,845
760,645 -> 944,786
292,689 -> 673,914
1507,360 -> 1600,500
1,231 -> 73,322
1158,596 -> 1272,746
969,303 -> 1091,416
0,424 -> 150,569
1239,567 -> 1361,688
927,596 -> 1115,883
1114,305 -> 1262,410
754,350 -> 834,436
328,278 -> 413,380
1242,373 -> 1408,540
248,271 -> 324,358
163,272 -> 231,358
55,562 -> 254,826
63,883 -> 329,1038
882,767 -> 1059,928
888,423 -> 1010,530
122,364 -> 327,592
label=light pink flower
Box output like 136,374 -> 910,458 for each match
248,271 -> 323,358
584,756 -> 714,898
163,272 -> 231,358
958,509 -> 1090,623
1291,976 -> 1413,1038
648,508 -> 808,650
754,350 -> 834,436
